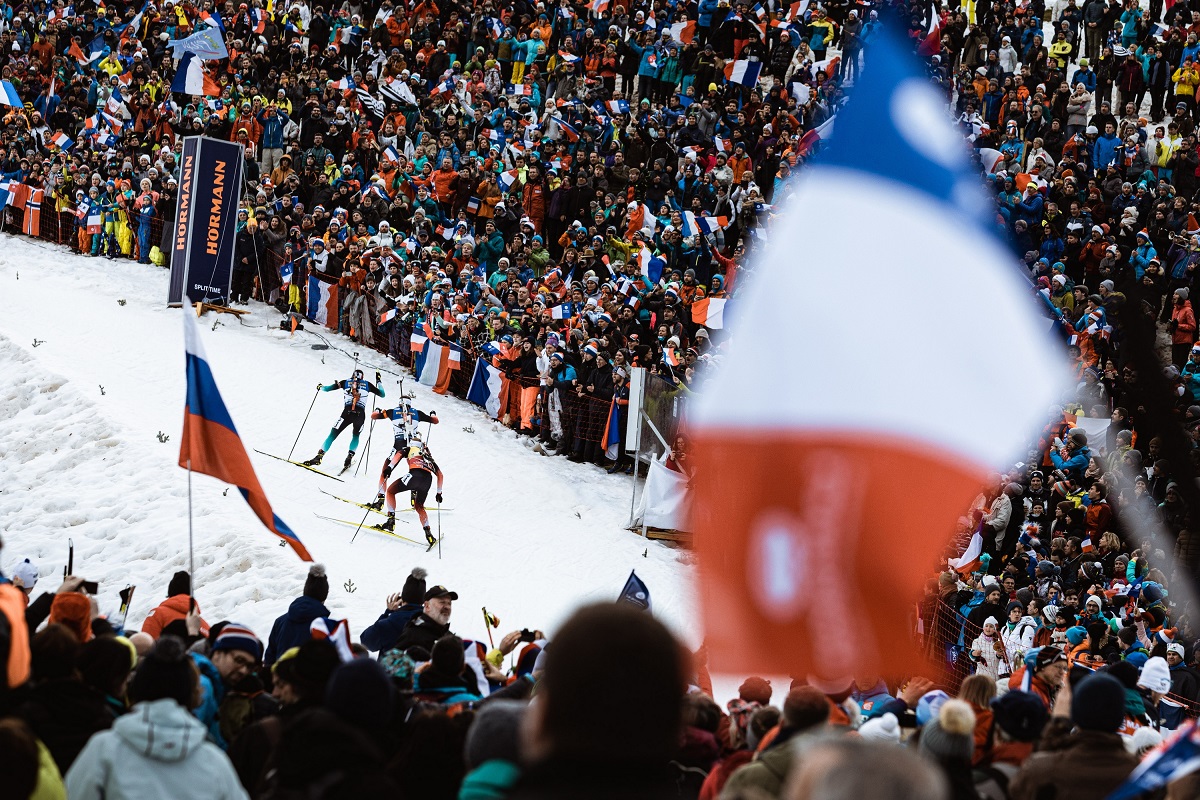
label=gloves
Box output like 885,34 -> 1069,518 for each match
376,371 -> 382,384
382,463 -> 393,478
435,492 -> 443,504
317,382 -> 324,390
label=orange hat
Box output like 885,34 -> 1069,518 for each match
49,592 -> 93,642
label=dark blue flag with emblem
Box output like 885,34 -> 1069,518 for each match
617,570 -> 651,611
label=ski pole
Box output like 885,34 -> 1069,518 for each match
65,538 -> 74,579
356,371 -> 381,476
288,387 -> 321,462
350,504 -> 373,545
437,501 -> 442,560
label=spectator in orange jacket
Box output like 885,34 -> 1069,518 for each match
140,571 -> 209,639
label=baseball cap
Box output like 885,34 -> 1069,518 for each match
425,585 -> 459,601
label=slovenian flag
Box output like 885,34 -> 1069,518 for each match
724,60 -> 761,86
180,311 -> 312,562
306,274 -> 339,328
687,30 -> 1065,680
467,358 -> 509,419
172,52 -> 221,96
51,132 -> 73,150
414,341 -> 462,395
0,80 -> 22,107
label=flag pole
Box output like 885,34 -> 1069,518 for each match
187,457 -> 195,609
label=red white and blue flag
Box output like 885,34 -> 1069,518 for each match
51,132 -> 73,150
467,358 -> 509,419
688,31 -> 1064,680
1108,721 -> 1200,800
723,59 -> 762,87
414,341 -> 462,395
306,274 -> 338,329
180,311 -> 312,561
691,297 -> 726,329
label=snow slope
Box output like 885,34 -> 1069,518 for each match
0,235 -> 703,664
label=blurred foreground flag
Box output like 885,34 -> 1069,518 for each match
688,31 -> 1065,681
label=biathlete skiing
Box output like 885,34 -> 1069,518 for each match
303,369 -> 385,472
378,437 -> 444,546
366,400 -> 438,510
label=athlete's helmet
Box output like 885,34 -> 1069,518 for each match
352,369 -> 364,380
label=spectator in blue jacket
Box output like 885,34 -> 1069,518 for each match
256,105 -> 290,175
359,567 -> 428,653
1092,122 -> 1121,173
264,564 -> 331,666
697,0 -> 722,44
1050,429 -> 1092,482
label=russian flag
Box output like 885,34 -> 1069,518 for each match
691,297 -> 727,329
51,132 -> 73,150
172,52 -> 221,96
414,341 -> 462,395
0,80 -> 21,107
723,60 -> 762,87
306,274 -> 339,328
467,358 -> 509,419
687,31 -> 1065,680
180,312 -> 312,561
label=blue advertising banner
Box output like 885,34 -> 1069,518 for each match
167,136 -> 244,306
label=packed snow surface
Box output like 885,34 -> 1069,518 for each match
0,236 -> 718,673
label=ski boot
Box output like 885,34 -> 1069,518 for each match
343,450 -> 355,471
424,526 -> 436,546
303,449 -> 324,466
379,513 -> 396,532
366,494 -> 385,511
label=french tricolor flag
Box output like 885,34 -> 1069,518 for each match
668,20 -> 696,44
714,136 -> 732,153
381,144 -> 401,163
691,297 -> 726,329
52,132 -> 73,150
180,311 -> 312,561
378,307 -> 398,326
306,274 -> 339,329
557,50 -> 580,63
410,319 -> 433,352
723,59 -> 762,87
332,76 -> 356,91
688,31 -> 1064,681
414,341 -> 462,395
498,169 -> 519,191
467,358 -> 509,419
550,302 -> 575,319
507,84 -> 534,96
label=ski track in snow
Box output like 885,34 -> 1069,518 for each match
0,235 -> 729,681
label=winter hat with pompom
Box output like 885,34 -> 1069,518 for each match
401,567 -> 428,604
858,712 -> 901,743
303,564 -> 329,602
919,699 -> 976,761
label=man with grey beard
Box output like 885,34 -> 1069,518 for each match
392,585 -> 456,659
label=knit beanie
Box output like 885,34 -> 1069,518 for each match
167,570 -> 191,597
858,712 -> 901,743
991,690 -> 1048,742
919,700 -> 976,761
916,690 -> 950,727
1066,626 -> 1089,647
401,567 -> 428,605
739,676 -> 772,705
303,564 -> 330,602
1137,656 -> 1173,695
325,658 -> 395,732
273,639 -> 340,700
1070,673 -> 1125,733
49,592 -> 93,643
212,623 -> 263,661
